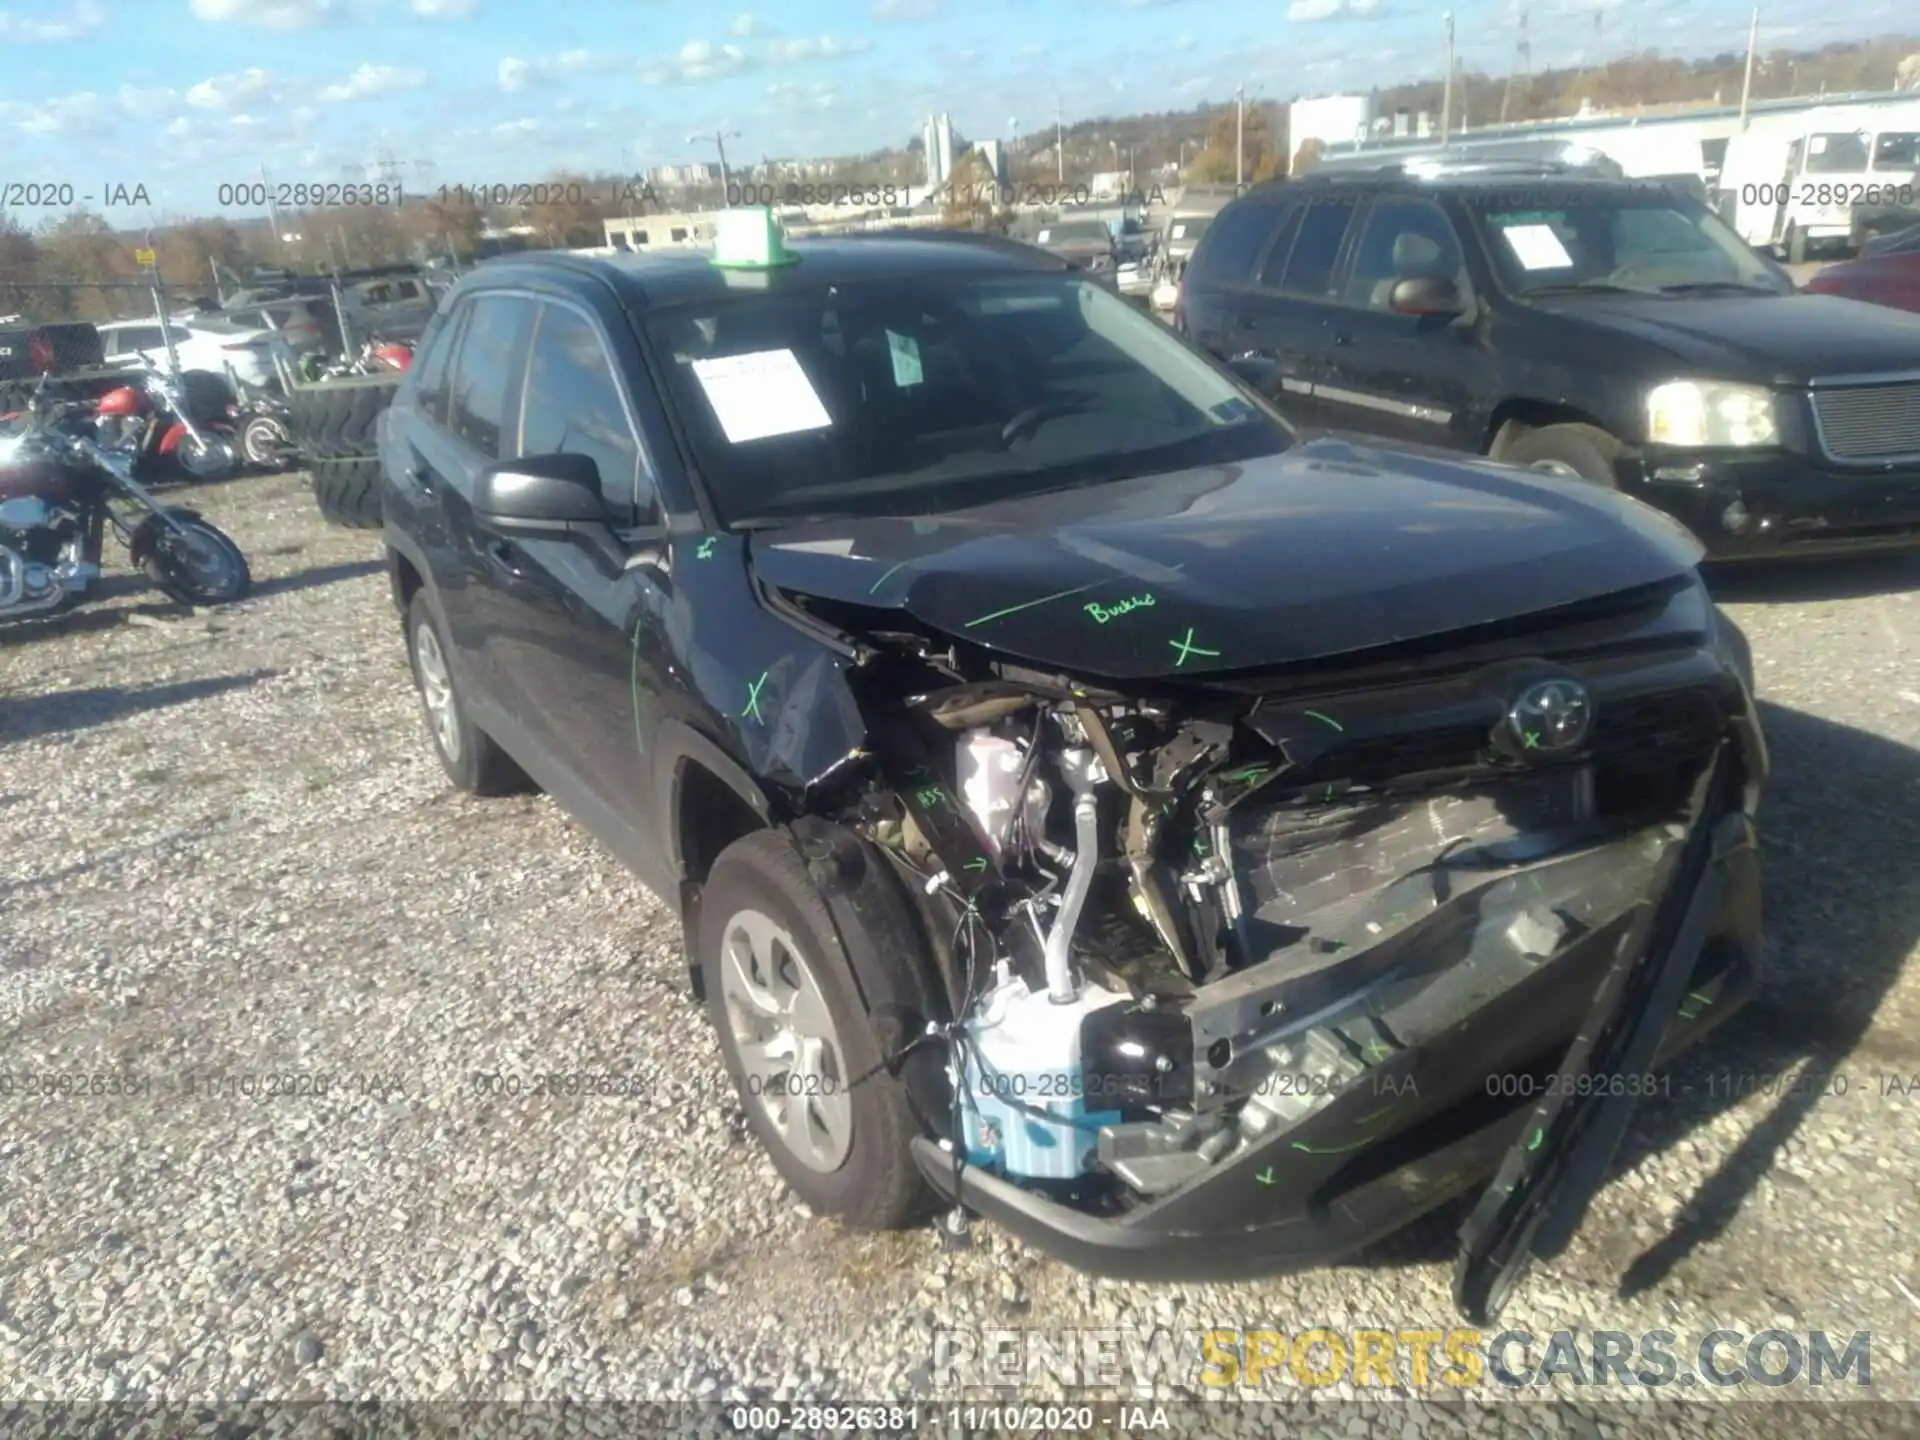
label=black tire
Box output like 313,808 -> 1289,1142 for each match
1500,423 -> 1624,488
311,455 -> 384,529
404,590 -> 526,796
177,369 -> 236,422
698,829 -> 931,1230
142,518 -> 251,605
287,374 -> 400,460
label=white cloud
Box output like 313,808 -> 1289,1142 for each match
872,0 -> 936,18
119,83 -> 184,120
1173,31 -> 1195,50
640,40 -> 755,85
498,49 -> 617,91
189,0 -> 338,29
494,117 -> 541,136
0,0 -> 105,41
412,0 -> 476,14
186,68 -> 276,109
767,35 -> 870,64
165,116 -> 193,139
319,63 -> 428,102
1285,0 -> 1377,19
11,90 -> 113,136
729,12 -> 759,35
765,79 -> 841,112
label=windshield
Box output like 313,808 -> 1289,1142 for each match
1036,221 -> 1110,246
1874,132 -> 1920,171
1167,215 -> 1214,244
1804,131 -> 1871,175
1469,189 -> 1792,297
644,272 -> 1287,527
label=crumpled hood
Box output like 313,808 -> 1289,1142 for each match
1532,291 -> 1920,384
747,437 -> 1705,682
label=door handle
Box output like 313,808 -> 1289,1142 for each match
410,465 -> 437,497
485,538 -> 528,576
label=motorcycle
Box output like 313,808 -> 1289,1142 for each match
91,362 -> 242,484
0,373 -> 251,620
295,337 -> 414,384
226,372 -> 297,470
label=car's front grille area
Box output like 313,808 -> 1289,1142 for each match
1228,684 -> 1728,937
1809,377 -> 1920,461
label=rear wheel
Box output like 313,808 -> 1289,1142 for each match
1500,423 -> 1624,488
241,414 -> 292,469
405,590 -> 526,795
698,830 -> 930,1230
311,455 -> 384,529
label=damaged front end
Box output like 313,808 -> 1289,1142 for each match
789,575 -> 1766,1317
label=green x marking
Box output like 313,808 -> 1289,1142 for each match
1523,730 -> 1541,749
1170,628 -> 1220,667
1255,1166 -> 1276,1186
741,671 -> 769,723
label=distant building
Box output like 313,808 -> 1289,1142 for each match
602,210 -> 724,250
922,113 -> 957,193
1289,94 -> 1375,152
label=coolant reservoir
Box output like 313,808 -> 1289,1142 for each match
958,729 -> 1024,857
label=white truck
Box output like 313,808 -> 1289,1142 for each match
1719,103 -> 1920,260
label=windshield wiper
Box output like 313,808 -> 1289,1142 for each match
1656,280 -> 1784,295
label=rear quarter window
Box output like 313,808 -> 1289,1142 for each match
1188,201 -> 1291,286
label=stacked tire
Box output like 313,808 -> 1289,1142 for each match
287,373 -> 399,529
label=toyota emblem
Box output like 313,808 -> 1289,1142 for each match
1506,678 -> 1593,756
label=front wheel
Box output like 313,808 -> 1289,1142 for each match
1499,423 -> 1624,488
698,830 -> 931,1230
177,432 -> 240,481
142,518 -> 251,605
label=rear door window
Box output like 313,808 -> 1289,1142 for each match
447,295 -> 536,459
412,302 -> 469,429
1266,200 -> 1359,298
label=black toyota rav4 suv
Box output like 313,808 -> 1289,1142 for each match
380,221 -> 1766,1321
1179,164 -> 1920,558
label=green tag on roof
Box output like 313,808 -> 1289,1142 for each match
711,205 -> 799,269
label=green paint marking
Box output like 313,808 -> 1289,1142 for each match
1302,709 -> 1344,733
1360,1040 -> 1394,1064
629,623 -> 647,757
1527,1128 -> 1544,1151
914,785 -> 946,811
741,671 -> 769,724
964,856 -> 989,873
1254,1166 -> 1277,1186
1290,1137 -> 1375,1155
963,582 -> 1102,629
695,536 -> 716,560
1522,730 -> 1541,750
1169,628 -> 1221,667
1687,990 -> 1713,1006
1084,593 -> 1156,625
1354,1103 -> 1399,1125
1221,765 -> 1272,784
868,560 -> 908,595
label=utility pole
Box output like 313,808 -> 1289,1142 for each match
1738,7 -> 1760,128
1236,85 -> 1246,188
1055,97 -> 1065,184
261,163 -> 284,258
1440,12 -> 1456,143
1501,8 -> 1530,123
689,129 -> 742,205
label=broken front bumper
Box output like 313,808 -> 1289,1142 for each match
912,749 -> 1761,1282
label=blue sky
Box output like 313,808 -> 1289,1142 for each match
1,0 -> 1913,221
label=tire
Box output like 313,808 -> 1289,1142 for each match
287,374 -> 400,460
311,455 -> 384,529
405,590 -> 525,795
175,430 -> 240,481
698,829 -> 932,1230
177,370 -> 236,422
242,415 -> 292,469
1499,423 -> 1624,488
141,518 -> 251,605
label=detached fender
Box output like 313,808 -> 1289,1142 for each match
126,508 -> 204,569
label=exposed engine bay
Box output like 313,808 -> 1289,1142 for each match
791,581 -> 1760,1227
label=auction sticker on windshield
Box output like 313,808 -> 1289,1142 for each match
691,348 -> 832,444
1496,222 -> 1575,271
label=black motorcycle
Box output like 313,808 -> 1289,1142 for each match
0,373 -> 250,619
227,372 -> 297,470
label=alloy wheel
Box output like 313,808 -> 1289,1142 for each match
412,620 -> 463,765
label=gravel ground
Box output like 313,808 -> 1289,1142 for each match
3,469 -> 1919,1435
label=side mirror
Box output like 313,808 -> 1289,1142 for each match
1388,276 -> 1468,317
474,451 -> 606,527
1226,353 -> 1280,391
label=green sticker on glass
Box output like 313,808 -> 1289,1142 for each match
887,330 -> 923,388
